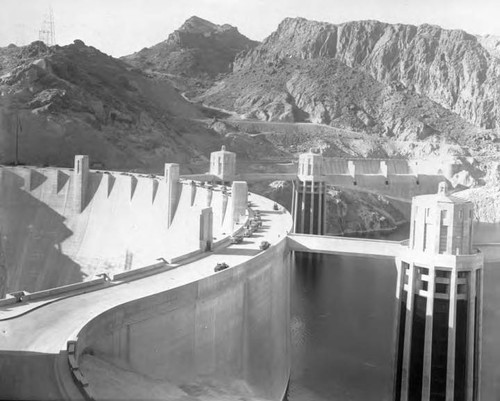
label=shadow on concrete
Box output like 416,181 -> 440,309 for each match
56,171 -> 70,193
152,179 -> 159,203
0,169 -> 84,297
0,350 -> 66,400
86,172 -> 103,209
130,176 -> 138,200
28,169 -> 47,191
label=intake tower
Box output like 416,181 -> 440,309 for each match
291,150 -> 326,234
393,182 -> 483,401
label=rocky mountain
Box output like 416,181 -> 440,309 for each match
0,40 -> 250,170
232,18 -> 500,130
200,55 -> 488,147
122,16 -> 258,83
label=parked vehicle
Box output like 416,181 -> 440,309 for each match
273,203 -> 279,211
214,262 -> 229,272
230,235 -> 243,244
251,220 -> 262,229
259,241 -> 271,250
243,228 -> 253,237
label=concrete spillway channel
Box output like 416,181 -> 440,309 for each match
0,164 -> 293,401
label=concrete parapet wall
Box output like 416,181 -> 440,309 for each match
22,276 -> 108,302
323,173 -> 444,200
323,158 -> 450,177
73,238 -> 291,400
112,261 -> 171,282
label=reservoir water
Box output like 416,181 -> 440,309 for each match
286,223 -> 500,401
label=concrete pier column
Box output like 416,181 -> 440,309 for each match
190,181 -> 196,206
231,181 -> 248,229
221,189 -> 229,226
199,207 -> 213,251
73,155 -> 89,213
446,268 -> 458,401
310,179 -> 315,234
401,262 -> 416,401
410,160 -> 420,184
466,269 -> 477,401
348,160 -> 356,179
392,258 -> 406,400
322,183 -> 327,234
422,267 -> 435,401
380,160 -> 388,178
317,182 -> 323,235
475,269 -> 484,401
291,180 -> 298,233
164,163 -> 180,228
300,181 -> 306,233
207,186 -> 213,207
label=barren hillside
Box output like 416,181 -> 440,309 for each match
234,18 -> 500,130
122,16 -> 258,90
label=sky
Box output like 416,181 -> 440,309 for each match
1,0 -> 500,57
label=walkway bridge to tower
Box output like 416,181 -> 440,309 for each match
287,234 -> 404,259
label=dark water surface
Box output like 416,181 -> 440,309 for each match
287,223 -> 500,401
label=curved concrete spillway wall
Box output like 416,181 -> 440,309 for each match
0,162 -> 242,297
73,237 -> 291,400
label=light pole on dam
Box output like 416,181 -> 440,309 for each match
393,182 -> 483,401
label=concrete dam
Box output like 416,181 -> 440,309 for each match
0,147 -> 496,400
0,150 -> 294,401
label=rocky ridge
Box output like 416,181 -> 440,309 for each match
200,56 -> 490,149
0,40 -> 287,170
233,18 -> 500,130
122,16 -> 258,84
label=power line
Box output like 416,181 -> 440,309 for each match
38,6 -> 56,46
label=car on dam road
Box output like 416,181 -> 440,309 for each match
230,235 -> 243,244
214,262 -> 229,272
259,241 -> 270,251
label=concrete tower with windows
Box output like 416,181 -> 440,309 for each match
291,150 -> 326,234
210,145 -> 236,184
393,182 -> 483,401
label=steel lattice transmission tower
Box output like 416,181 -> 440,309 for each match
38,6 -> 56,46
